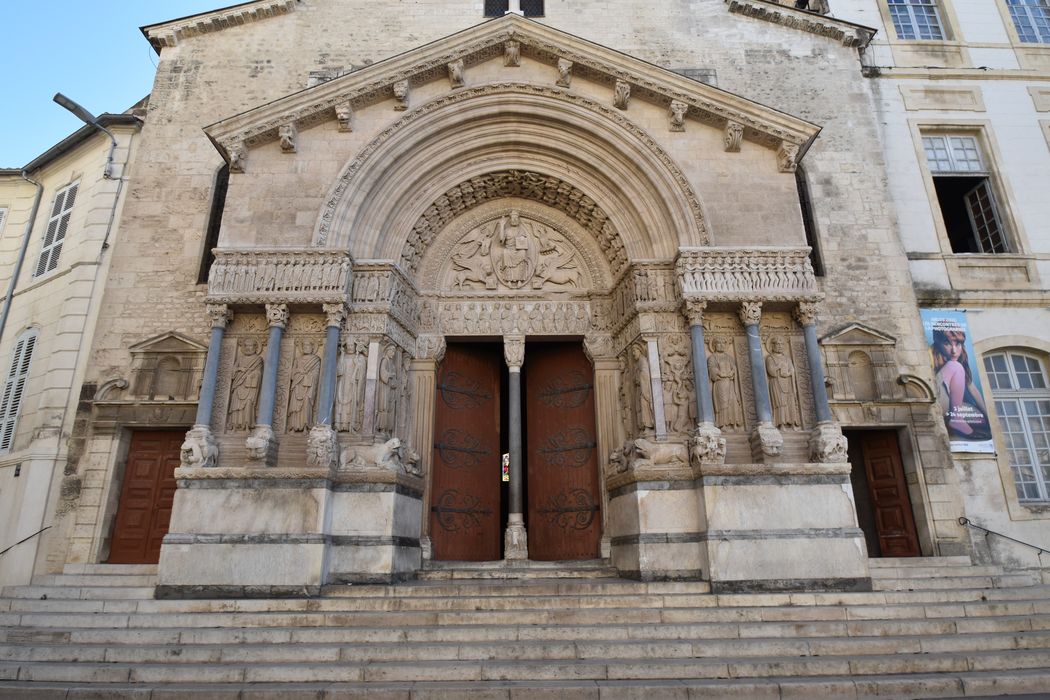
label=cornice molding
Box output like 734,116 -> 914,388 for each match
204,14 -> 820,163
725,0 -> 876,49
142,0 -> 298,50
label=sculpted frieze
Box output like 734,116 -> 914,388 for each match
315,84 -> 709,247
676,248 -> 819,302
207,249 -> 352,305
438,300 -> 591,336
349,264 -> 421,331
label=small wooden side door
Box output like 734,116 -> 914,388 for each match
108,431 -> 183,564
856,430 -> 921,558
430,344 -> 502,561
526,342 -> 602,561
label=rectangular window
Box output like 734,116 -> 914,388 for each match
922,135 -> 1009,254
984,352 -> 1050,501
484,0 -> 544,17
1008,0 -> 1050,43
888,0 -> 946,40
0,331 -> 37,452
34,182 -> 78,277
0,208 -> 8,235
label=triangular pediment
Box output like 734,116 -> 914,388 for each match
129,332 -> 208,354
821,323 -> 897,346
204,13 -> 820,163
141,0 -> 297,50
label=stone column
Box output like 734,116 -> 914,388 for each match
796,302 -> 848,463
180,303 -> 232,469
246,303 -> 288,468
503,334 -> 528,561
414,335 -> 446,561
307,303 -> 346,469
682,300 -> 725,464
740,302 -> 783,460
646,337 -> 668,441
584,334 -> 620,559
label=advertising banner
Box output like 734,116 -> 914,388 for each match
921,309 -> 995,453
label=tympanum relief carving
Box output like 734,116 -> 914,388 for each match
443,210 -> 584,292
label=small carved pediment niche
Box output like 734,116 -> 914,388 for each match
821,323 -> 901,402
128,332 -> 208,401
440,210 -> 588,293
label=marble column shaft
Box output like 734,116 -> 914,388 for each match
256,305 -> 287,427
742,307 -> 774,424
801,319 -> 834,424
314,306 -> 344,426
689,322 -> 715,426
195,305 -> 231,428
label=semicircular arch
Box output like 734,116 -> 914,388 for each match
315,84 -> 710,266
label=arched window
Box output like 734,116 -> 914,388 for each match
795,166 -> 824,276
847,350 -> 877,401
0,329 -> 38,451
984,351 -> 1050,501
484,0 -> 544,17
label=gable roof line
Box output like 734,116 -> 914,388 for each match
141,0 -> 298,52
203,14 -> 820,162
725,0 -> 877,49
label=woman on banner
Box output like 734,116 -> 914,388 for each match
932,327 -> 991,441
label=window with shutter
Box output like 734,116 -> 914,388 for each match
0,330 -> 38,452
0,208 -> 8,235
921,134 -> 1010,254
34,182 -> 79,277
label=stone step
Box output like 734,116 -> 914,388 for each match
3,669 -> 1050,700
61,564 -> 158,576
868,556 -> 974,568
0,585 -> 157,601
416,565 -> 621,581
29,574 -> 157,588
872,573 -> 1043,591
868,564 -> 1005,578
3,646 -> 1050,684
3,627 -> 1050,665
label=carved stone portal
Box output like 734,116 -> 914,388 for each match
444,210 -> 583,291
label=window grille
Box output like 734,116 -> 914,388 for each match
0,330 -> 37,452
484,0 -> 544,17
887,0 -> 945,40
984,352 -> 1050,501
1007,0 -> 1050,43
34,182 -> 78,277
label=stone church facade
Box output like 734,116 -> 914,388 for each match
32,0 -> 999,595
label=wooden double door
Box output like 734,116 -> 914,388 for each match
429,342 -> 602,561
108,430 -> 183,564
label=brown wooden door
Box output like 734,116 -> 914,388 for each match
108,430 -> 183,564
526,343 -> 602,561
430,344 -> 502,561
853,430 -> 921,558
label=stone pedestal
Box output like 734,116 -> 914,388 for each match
504,514 -> 529,561
245,424 -> 278,468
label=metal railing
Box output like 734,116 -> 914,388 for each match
958,517 -> 1050,556
0,525 -> 51,558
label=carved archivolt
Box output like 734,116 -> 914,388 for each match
314,83 -> 710,250
405,171 -> 628,281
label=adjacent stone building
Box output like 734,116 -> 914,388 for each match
0,114 -> 142,587
18,0 -> 1048,595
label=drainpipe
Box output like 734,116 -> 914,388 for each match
0,172 -> 43,348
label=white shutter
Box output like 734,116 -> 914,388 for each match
34,183 -> 78,277
0,331 -> 37,451
964,180 -> 1008,253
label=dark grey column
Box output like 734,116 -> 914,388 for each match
194,304 -> 232,428
796,302 -> 833,424
740,302 -> 773,424
314,304 -> 345,427
256,303 -> 288,427
503,335 -> 527,560
684,300 -> 715,425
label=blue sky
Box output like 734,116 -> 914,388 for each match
1,1 -> 229,168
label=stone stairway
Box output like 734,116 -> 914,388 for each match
1,560 -> 1049,698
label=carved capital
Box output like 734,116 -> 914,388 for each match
278,122 -> 297,153
335,102 -> 353,132
415,334 -> 447,362
556,58 -> 573,87
448,59 -> 465,89
810,421 -> 848,463
738,301 -> 762,327
794,301 -> 819,328
205,303 -> 233,329
393,80 -> 410,110
323,302 -> 347,328
504,334 -> 525,370
681,298 -> 707,327
724,121 -> 744,153
669,100 -> 687,132
504,40 -> 521,67
583,334 -> 615,363
778,141 -> 800,173
265,303 -> 289,329
613,80 -> 631,110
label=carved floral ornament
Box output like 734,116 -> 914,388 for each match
203,16 -> 816,174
